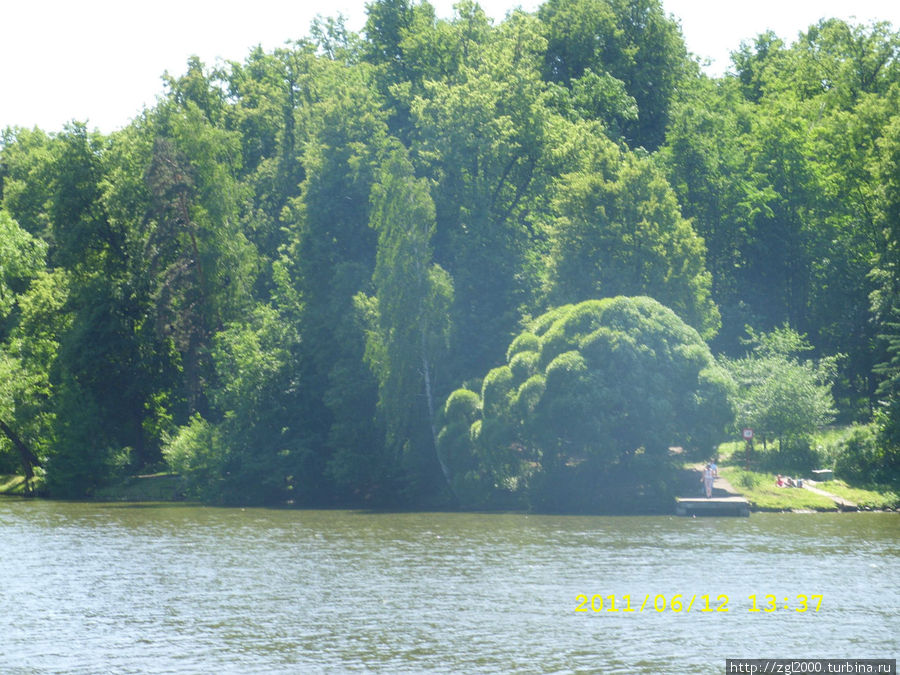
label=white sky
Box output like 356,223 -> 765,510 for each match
1,0 -> 898,134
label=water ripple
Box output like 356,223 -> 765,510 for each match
0,501 -> 896,673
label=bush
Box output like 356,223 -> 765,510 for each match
758,437 -> 823,475
731,468 -> 763,490
834,424 -> 894,485
163,414 -> 224,499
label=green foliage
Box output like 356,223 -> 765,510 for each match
833,423 -> 899,486
357,143 -> 456,503
661,21 -> 900,424
44,372 -> 115,498
279,57 -> 390,504
162,414 -> 223,501
538,0 -> 690,149
410,10 -> 554,378
546,126 -> 719,338
0,269 -> 69,465
438,297 -> 735,510
723,326 -> 838,457
0,210 -> 47,318
2,8 -> 899,508
0,214 -> 56,479
0,127 -> 55,239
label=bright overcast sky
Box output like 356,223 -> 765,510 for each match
2,0 -> 899,134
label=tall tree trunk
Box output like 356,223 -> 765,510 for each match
421,333 -> 452,491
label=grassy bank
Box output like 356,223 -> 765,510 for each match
720,465 -> 898,511
714,430 -> 899,511
721,466 -> 837,511
808,479 -> 899,510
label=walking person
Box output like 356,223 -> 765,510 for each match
702,463 -> 714,498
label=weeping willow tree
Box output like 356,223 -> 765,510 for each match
438,296 -> 734,511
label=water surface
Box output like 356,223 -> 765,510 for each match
1,500 -> 897,673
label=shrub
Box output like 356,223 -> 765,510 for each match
834,424 -> 890,485
757,437 -> 823,475
163,414 -> 224,499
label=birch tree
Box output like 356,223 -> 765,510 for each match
361,145 -> 454,497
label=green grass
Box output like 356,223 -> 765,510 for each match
715,425 -> 899,510
715,440 -> 744,463
719,466 -> 839,511
813,479 -> 899,509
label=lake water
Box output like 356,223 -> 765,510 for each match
0,499 -> 897,674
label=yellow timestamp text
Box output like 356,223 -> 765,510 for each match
575,594 -> 823,613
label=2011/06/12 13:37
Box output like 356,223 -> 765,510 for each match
574,594 -> 824,613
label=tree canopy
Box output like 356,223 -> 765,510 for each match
438,297 -> 734,511
1,2 -> 898,506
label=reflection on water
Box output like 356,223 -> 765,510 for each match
0,500 -> 897,673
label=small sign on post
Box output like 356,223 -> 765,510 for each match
742,428 -> 754,469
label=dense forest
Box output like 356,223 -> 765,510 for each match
1,0 -> 899,510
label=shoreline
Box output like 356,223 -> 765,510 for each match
3,469 -> 897,514
2,483 -> 896,515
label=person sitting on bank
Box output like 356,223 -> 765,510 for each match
776,474 -> 785,487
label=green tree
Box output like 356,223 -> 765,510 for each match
658,75 -> 763,350
144,104 -> 258,416
538,0 -> 690,149
411,11 -> 554,379
723,325 -> 838,467
358,145 -> 454,502
223,44 -> 315,261
0,210 -> 51,488
283,59 -> 390,501
439,297 -> 734,511
39,123 -> 156,494
546,125 -> 719,338
208,304 -> 305,504
665,22 -> 900,419
870,111 -> 900,471
0,209 -> 46,317
0,127 -> 55,242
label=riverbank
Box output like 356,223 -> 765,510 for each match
92,473 -> 188,502
4,469 -> 897,513
0,472 -> 187,502
718,466 -> 899,512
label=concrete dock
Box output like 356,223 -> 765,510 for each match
675,495 -> 750,517
675,470 -> 750,517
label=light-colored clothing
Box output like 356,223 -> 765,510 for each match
703,467 -> 714,497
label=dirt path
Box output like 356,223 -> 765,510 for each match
682,463 -> 743,498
